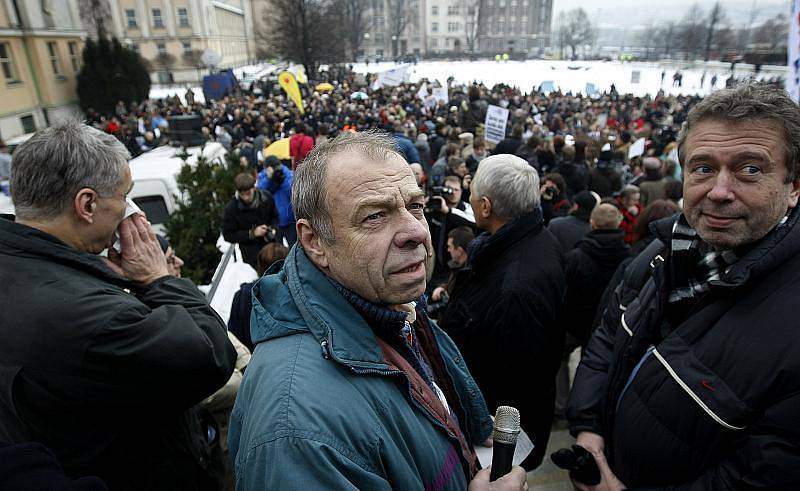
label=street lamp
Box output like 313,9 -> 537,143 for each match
392,35 -> 398,59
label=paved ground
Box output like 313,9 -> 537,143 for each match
527,420 -> 575,490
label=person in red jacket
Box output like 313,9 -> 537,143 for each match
289,124 -> 315,171
616,184 -> 642,244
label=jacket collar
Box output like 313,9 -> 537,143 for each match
0,216 -> 130,288
467,207 -> 543,271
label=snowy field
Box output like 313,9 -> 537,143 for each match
351,59 -> 786,98
148,60 -> 787,102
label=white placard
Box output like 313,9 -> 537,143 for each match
631,70 -> 641,84
375,65 -> 410,88
788,0 -> 800,101
432,87 -> 449,103
628,137 -> 646,159
485,105 -> 510,145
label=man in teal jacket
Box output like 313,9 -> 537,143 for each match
229,131 -> 528,490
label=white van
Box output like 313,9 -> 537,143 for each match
128,142 -> 227,235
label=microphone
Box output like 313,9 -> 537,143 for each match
489,406 -> 520,482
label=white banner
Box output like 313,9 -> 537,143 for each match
375,65 -> 411,88
432,87 -> 449,103
788,0 -> 800,101
484,105 -> 510,145
628,137 -> 646,159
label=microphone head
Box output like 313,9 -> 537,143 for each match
492,406 -> 520,445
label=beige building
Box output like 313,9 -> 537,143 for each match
0,0 -> 86,140
107,0 -> 255,83
362,0 -> 426,61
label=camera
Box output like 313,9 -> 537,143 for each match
266,226 -> 277,242
550,445 -> 600,485
424,184 -> 455,214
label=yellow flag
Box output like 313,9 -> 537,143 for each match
279,71 -> 304,114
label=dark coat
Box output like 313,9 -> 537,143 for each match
492,136 -> 523,156
562,229 -> 630,345
588,163 -> 623,198
557,161 -> 589,198
548,214 -> 592,251
0,217 -> 236,491
227,281 -> 256,352
222,190 -> 279,269
439,209 -> 566,470
568,211 -> 800,488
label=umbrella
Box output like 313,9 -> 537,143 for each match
350,91 -> 368,100
263,138 -> 290,160
315,82 -> 334,92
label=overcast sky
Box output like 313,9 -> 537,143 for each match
553,0 -> 790,28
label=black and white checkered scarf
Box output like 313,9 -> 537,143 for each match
668,213 -> 789,303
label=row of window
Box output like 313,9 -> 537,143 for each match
431,22 -> 463,33
125,7 -> 190,29
0,41 -> 80,84
129,41 -> 194,56
430,0 -> 537,14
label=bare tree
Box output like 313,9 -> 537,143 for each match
337,0 -> 369,61
654,21 -> 677,59
77,0 -> 113,39
263,0 -> 345,79
677,3 -> 705,60
182,49 -> 207,81
703,2 -> 726,61
461,0 -> 483,54
387,0 -> 415,58
561,8 -> 596,60
753,13 -> 789,51
636,22 -> 658,60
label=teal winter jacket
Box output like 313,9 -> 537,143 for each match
228,246 -> 492,490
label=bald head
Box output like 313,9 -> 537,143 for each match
591,203 -> 623,230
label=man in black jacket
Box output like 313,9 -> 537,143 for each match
568,82 -> 800,489
439,154 -> 566,471
0,121 -> 236,490
222,173 -> 279,269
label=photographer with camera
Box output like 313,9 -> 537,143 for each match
540,173 -> 570,225
222,173 -> 279,270
257,155 -> 296,246
425,174 -> 476,293
428,226 -> 474,320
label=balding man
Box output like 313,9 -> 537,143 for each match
228,131 -> 526,490
439,154 -> 566,470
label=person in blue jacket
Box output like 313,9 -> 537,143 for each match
228,131 -> 527,490
256,155 -> 296,246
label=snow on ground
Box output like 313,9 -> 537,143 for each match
148,86 -> 205,105
351,59 -> 787,98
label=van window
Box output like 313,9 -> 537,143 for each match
132,195 -> 169,225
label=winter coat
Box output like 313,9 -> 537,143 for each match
548,214 -> 592,252
0,217 -> 236,491
221,190 -> 279,268
393,132 -> 421,163
568,210 -> 800,488
588,162 -> 623,198
256,164 -> 295,227
492,136 -> 523,156
562,229 -> 630,345
439,208 -> 566,470
228,246 -> 493,489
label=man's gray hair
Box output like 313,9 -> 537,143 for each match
11,120 -> 130,220
292,130 -> 403,244
677,81 -> 800,183
471,154 -> 540,219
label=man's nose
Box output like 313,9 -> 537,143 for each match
395,210 -> 429,249
707,169 -> 736,202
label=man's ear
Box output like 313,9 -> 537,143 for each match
74,188 -> 97,224
788,177 -> 800,209
479,196 -> 492,219
297,219 -> 329,269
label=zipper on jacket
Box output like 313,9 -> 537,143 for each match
615,345 -> 655,414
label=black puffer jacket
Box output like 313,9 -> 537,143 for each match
439,208 -> 566,470
562,229 -> 630,346
568,210 -> 800,489
0,217 -> 236,490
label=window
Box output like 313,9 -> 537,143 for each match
430,38 -> 438,48
125,9 -> 137,28
181,41 -> 191,53
0,43 -> 19,82
431,22 -> 438,32
68,42 -> 79,73
20,115 -> 35,134
375,16 -> 384,29
447,5 -> 459,15
448,22 -> 459,32
177,7 -> 189,27
375,33 -> 384,43
152,8 -> 163,28
157,42 -> 167,55
431,5 -> 438,15
47,42 -> 63,76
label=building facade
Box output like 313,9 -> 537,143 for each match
107,0 -> 255,83
361,0 -> 426,61
478,0 -> 551,56
0,0 -> 86,140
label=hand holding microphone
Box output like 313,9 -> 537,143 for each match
470,406 -> 527,490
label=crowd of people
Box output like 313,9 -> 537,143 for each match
2,63 -> 800,491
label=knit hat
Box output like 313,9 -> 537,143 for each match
573,191 -> 597,212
